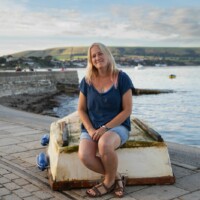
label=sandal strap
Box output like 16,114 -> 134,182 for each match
98,182 -> 115,192
92,185 -> 101,196
88,182 -> 113,197
116,176 -> 125,186
115,175 -> 126,197
96,183 -> 108,192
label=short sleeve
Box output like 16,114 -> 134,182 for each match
118,71 -> 134,95
79,77 -> 88,96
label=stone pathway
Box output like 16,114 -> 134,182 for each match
0,105 -> 200,200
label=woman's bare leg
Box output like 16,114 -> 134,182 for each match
98,131 -> 121,188
79,133 -> 121,196
78,139 -> 105,174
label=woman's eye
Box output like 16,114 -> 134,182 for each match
92,52 -> 103,58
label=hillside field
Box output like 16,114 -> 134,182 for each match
11,46 -> 200,61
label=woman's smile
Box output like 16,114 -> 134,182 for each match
91,45 -> 108,69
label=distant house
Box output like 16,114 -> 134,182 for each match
25,61 -> 35,66
6,55 -> 17,62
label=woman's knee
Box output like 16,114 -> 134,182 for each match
98,133 -> 121,154
78,146 -> 89,160
98,140 -> 114,155
78,141 -> 96,163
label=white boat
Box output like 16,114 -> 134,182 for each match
134,64 -> 144,70
47,111 -> 175,190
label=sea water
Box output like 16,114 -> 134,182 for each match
53,66 -> 200,148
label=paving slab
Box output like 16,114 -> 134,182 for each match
0,131 -> 12,139
172,165 -> 196,179
23,197 -> 41,200
13,178 -> 29,186
13,188 -> 32,198
3,182 -> 21,191
18,141 -> 43,150
129,185 -> 189,200
174,190 -> 200,200
0,125 -> 21,131
0,188 -> 10,196
0,145 -> 28,154
2,194 -> 22,200
0,177 -> 10,184
10,149 -> 43,159
15,133 -> 45,142
175,172 -> 200,192
0,138 -> 21,147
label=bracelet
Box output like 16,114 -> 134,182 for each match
101,125 -> 110,131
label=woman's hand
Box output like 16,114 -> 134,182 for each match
87,127 -> 96,137
92,127 -> 107,141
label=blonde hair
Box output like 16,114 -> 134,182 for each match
85,42 -> 119,87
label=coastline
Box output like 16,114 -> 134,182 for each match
0,87 -> 174,119
0,92 -> 61,118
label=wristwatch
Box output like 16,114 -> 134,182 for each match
101,125 -> 110,131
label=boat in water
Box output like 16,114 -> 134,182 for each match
134,64 -> 144,70
169,74 -> 176,79
44,111 -> 175,190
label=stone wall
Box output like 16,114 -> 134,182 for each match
0,71 -> 79,97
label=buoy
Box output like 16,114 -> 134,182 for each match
169,74 -> 176,79
41,134 -> 49,146
36,152 -> 49,171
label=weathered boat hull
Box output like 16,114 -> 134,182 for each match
47,111 -> 175,190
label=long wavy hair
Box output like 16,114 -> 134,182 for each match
85,43 -> 119,87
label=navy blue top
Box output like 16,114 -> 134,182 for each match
79,71 -> 134,131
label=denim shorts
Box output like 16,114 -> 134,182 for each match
80,125 -> 129,146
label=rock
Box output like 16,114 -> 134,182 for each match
0,92 -> 61,117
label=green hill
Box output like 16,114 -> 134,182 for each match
11,46 -> 200,61
11,47 -> 88,60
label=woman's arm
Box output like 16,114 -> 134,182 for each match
78,92 -> 96,137
104,89 -> 132,129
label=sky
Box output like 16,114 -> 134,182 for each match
0,0 -> 200,56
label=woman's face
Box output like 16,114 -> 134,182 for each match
90,45 -> 109,70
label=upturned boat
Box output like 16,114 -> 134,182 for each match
46,111 -> 175,190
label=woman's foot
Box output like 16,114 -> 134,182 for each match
86,182 -> 115,197
115,174 -> 126,198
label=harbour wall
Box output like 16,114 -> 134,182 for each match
0,71 -> 79,97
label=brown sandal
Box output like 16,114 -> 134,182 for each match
115,175 -> 126,198
86,182 -> 115,198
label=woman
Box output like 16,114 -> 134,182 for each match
78,43 -> 134,198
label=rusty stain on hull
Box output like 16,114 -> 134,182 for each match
48,169 -> 175,191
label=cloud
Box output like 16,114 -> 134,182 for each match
1,1 -> 199,40
0,5 -> 82,37
109,5 -> 200,43
0,1 -> 200,55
